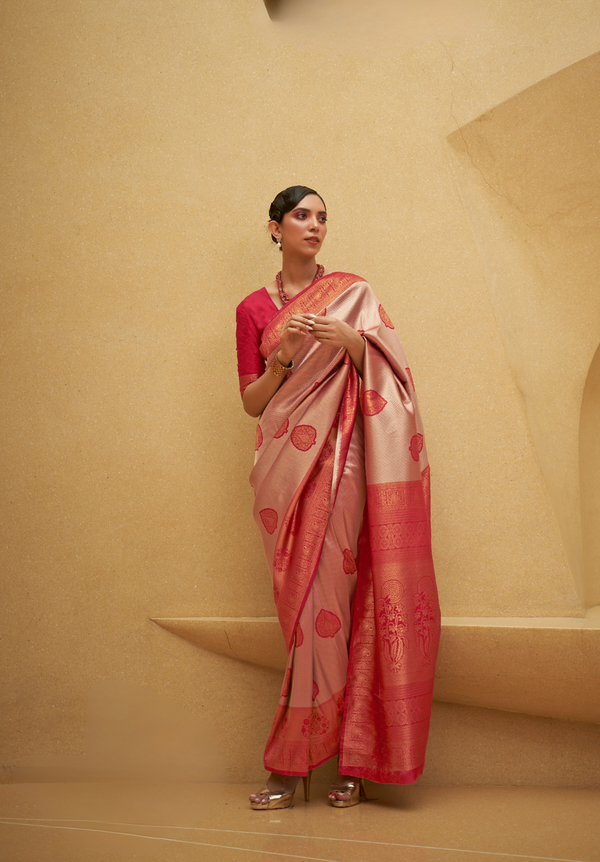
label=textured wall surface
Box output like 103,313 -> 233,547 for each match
448,52 -> 600,605
1,0 -> 599,785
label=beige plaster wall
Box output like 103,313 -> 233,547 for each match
1,0 -> 599,785
581,344 -> 600,606
448,52 -> 600,605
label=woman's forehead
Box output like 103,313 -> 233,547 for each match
293,194 -> 326,212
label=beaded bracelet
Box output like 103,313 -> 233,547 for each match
271,353 -> 294,378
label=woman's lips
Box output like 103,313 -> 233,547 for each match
305,237 -> 320,244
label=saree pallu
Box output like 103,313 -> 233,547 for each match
250,272 -> 440,784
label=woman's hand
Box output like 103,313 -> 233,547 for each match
278,314 -> 315,365
309,315 -> 365,375
242,313 -> 314,418
309,316 -> 357,349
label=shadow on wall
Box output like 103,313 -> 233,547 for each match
447,50 -> 600,608
261,0 -> 486,50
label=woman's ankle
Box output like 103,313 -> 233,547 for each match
267,773 -> 301,793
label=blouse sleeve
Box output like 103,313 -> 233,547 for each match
236,305 -> 266,398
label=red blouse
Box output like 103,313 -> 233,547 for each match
235,287 -> 279,397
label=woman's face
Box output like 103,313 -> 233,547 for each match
271,194 -> 328,258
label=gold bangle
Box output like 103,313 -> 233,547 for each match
271,353 -> 294,378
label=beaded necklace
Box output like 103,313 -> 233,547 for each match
276,264 -> 324,304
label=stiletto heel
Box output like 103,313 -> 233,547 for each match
302,770 -> 312,802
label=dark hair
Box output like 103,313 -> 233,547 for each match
268,185 -> 326,245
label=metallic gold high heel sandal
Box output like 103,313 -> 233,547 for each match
250,771 -> 312,810
328,777 -> 369,808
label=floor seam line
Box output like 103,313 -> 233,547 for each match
0,817 -> 589,862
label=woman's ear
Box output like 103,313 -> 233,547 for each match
268,220 -> 281,243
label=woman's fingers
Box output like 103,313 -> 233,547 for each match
283,316 -> 314,336
311,316 -> 335,339
284,323 -> 309,337
311,316 -> 355,348
283,314 -> 351,344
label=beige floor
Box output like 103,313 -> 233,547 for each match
0,781 -> 598,862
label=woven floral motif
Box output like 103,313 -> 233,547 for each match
383,700 -> 410,726
255,424 -> 263,451
343,548 -> 357,574
382,696 -> 432,727
378,579 -> 409,670
379,304 -> 394,329
259,508 -> 278,534
291,424 -> 317,451
274,418 -> 289,439
414,576 -> 438,663
295,625 -> 304,648
316,609 -> 342,638
312,680 -> 319,701
371,520 -> 429,551
274,548 -> 291,572
405,367 -> 415,389
301,708 -> 330,738
409,433 -> 424,461
363,389 -> 387,416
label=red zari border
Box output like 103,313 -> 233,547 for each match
264,689 -> 346,775
339,471 -> 440,784
260,272 -> 362,359
273,364 -> 359,652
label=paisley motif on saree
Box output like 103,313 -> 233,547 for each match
250,272 -> 440,783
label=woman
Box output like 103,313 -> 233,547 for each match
235,186 -> 440,809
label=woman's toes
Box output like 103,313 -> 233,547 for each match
330,790 -> 351,801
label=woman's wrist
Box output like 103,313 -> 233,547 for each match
277,350 -> 293,368
271,352 -> 294,379
347,329 -> 365,376
352,329 -> 364,349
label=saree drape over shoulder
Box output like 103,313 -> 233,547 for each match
239,272 -> 440,785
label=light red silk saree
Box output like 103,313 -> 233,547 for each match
250,272 -> 440,784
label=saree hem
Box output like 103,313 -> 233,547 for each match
338,765 -> 424,785
264,751 -> 340,778
263,689 -> 346,775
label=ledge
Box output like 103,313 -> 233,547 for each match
152,616 -> 287,672
151,612 -> 600,724
435,612 -> 600,724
